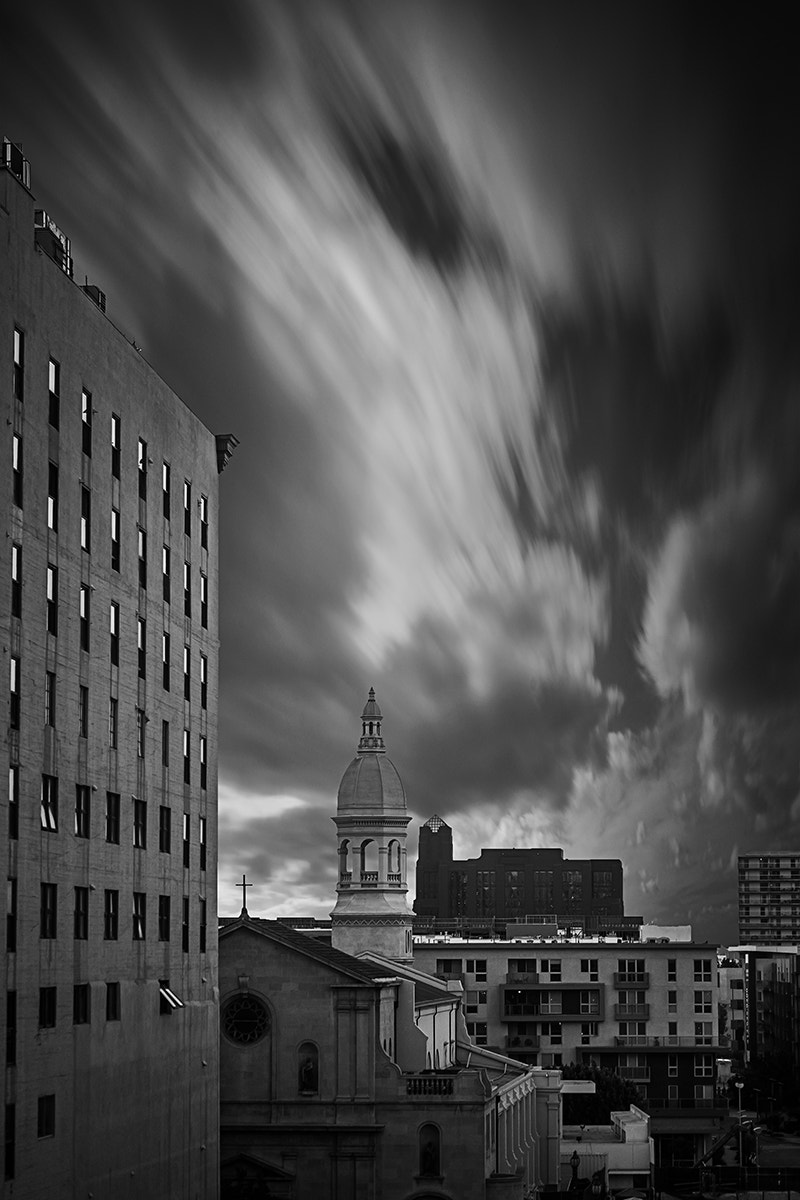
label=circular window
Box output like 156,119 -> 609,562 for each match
222,993 -> 270,1045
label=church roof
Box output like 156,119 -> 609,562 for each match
337,751 -> 406,813
219,916 -> 401,986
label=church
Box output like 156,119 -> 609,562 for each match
218,690 -> 576,1199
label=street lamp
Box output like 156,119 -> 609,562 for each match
735,1081 -> 744,1183
570,1150 -> 580,1190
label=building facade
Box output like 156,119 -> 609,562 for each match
1,140 -> 231,1197
412,936 -> 728,1169
414,815 -> 625,929
738,852 -> 800,945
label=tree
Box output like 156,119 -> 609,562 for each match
562,1062 -> 643,1124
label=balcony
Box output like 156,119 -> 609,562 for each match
614,1003 -> 650,1019
506,971 -> 539,984
618,1066 -> 650,1081
506,1035 -> 540,1051
502,1004 -> 539,1019
405,1074 -> 455,1097
613,1035 -> 721,1048
613,972 -> 649,987
361,871 -> 378,887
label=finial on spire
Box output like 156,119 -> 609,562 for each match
358,687 -> 385,754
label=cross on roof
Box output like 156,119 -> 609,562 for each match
236,874 -> 252,916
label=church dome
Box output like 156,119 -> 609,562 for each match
336,688 -> 407,814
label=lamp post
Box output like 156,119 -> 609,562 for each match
570,1150 -> 580,1191
735,1081 -> 744,1186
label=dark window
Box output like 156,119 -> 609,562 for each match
73,983 -> 90,1024
137,617 -> 146,679
105,792 -> 120,843
183,644 -> 190,700
48,358 -> 60,428
200,653 -> 208,709
47,462 -> 58,531
74,786 -> 90,838
162,462 -> 171,520
81,389 -> 92,456
162,631 -> 170,691
132,892 -> 146,940
110,602 -> 120,666
44,671 -> 56,727
138,527 -> 147,588
419,1123 -> 441,1177
8,766 -> 19,840
162,544 -> 170,603
11,543 -> 22,618
78,686 -> 89,738
11,434 -> 22,508
111,507 -> 120,571
199,816 -> 207,871
182,897 -> 189,952
159,979 -> 184,1015
79,584 -> 90,650
6,992 -> 17,1067
73,888 -> 88,940
159,805 -> 171,853
183,561 -> 191,617
41,775 -> 58,831
40,883 -> 57,939
9,656 -> 20,729
221,994 -> 269,1044
103,890 -> 118,940
37,1095 -> 55,1140
158,894 -> 171,942
106,982 -> 120,1021
136,708 -> 145,758
133,798 -> 147,848
183,730 -> 190,785
183,811 -> 190,866
12,326 -> 24,400
183,479 -> 192,536
199,898 -> 206,953
138,438 -> 147,500
162,719 -> 169,767
200,494 -> 209,550
111,413 -> 121,479
298,1041 -> 319,1094
6,879 -> 17,952
109,697 -> 118,749
39,987 -> 56,1028
200,735 -> 207,790
200,572 -> 208,628
80,485 -> 91,552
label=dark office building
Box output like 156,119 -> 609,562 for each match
414,815 -> 624,927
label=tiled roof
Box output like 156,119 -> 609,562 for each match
220,916 -> 398,985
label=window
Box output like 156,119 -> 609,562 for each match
200,571 -> 208,627
48,358 -> 60,428
133,798 -> 147,848
74,887 -> 89,940
200,735 -> 207,790
79,584 -> 90,651
694,990 -> 712,1014
11,543 -> 22,618
136,708 -> 145,758
111,413 -> 120,479
78,686 -> 89,738
81,389 -> 92,456
162,544 -> 170,602
668,1084 -> 679,1101
44,671 -> 56,727
159,805 -> 171,853
580,1022 -> 598,1044
106,982 -> 120,1021
132,892 -> 146,940
37,1095 -> 55,1140
138,438 -> 147,500
667,1054 -> 678,1077
159,979 -> 184,1015
138,527 -> 147,588
182,897 -> 190,951
109,696 -> 118,749
41,775 -> 58,831
109,602 -> 119,666
694,959 -> 712,983
47,462 -> 58,531
9,655 -> 20,730
12,434 -> 22,508
580,990 -> 599,1014
466,990 -> 487,1013
7,879 -> 17,952
13,326 -> 24,399
667,959 -> 677,982
162,631 -> 170,690
111,507 -> 120,571
200,494 -> 209,550
199,898 -> 207,952
199,816 -> 207,870
8,766 -> 19,840
183,811 -> 190,866
39,987 -> 57,1029
74,786 -> 90,838
40,883 -> 57,938
105,792 -> 120,843
694,1021 -> 713,1045
183,729 -> 190,784
580,957 -> 599,981
162,719 -> 169,767
668,989 -> 678,1013
541,958 -> 562,981
695,1084 -> 714,1102
73,983 -> 90,1025
162,462 -> 171,520
298,1042 -> 319,1094
158,895 -> 171,941
200,653 -> 208,709
183,479 -> 192,536
694,1054 -> 714,1078
103,890 -> 118,940
465,958 -> 487,981
183,561 -> 191,617
467,1021 -> 488,1045
434,958 -> 462,978
43,564 -> 58,637
137,617 -> 146,679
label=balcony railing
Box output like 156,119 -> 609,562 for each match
613,972 -> 650,987
619,1067 -> 650,1081
614,1035 -> 720,1047
361,871 -> 378,886
614,1003 -> 650,1019
503,1004 -> 539,1018
406,1074 -> 455,1097
387,872 -> 401,883
506,1035 -> 540,1050
506,971 -> 540,984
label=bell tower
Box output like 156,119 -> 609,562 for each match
330,689 -> 414,962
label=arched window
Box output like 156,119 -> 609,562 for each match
388,839 -> 401,873
298,1041 -> 319,1094
418,1124 -> 441,1178
339,839 -> 350,879
360,839 -> 377,875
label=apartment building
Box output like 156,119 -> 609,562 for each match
413,935 -> 727,1168
1,139 -> 233,1197
738,852 -> 800,945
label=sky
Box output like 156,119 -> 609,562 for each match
3,2 -> 800,944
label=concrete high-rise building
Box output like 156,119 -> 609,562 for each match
737,851 -> 800,945
1,139 -> 235,1196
